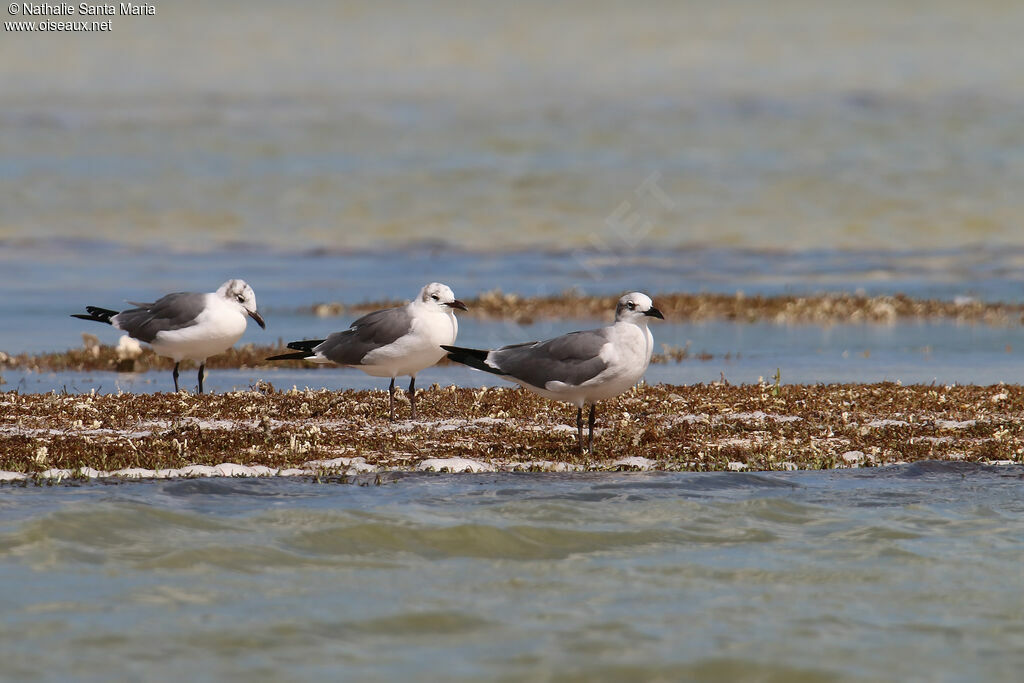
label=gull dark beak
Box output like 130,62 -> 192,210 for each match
447,300 -> 468,311
645,307 -> 665,320
249,310 -> 267,329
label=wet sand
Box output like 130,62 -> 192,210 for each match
3,382 -> 1022,480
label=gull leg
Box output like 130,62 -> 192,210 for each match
408,376 -> 417,420
587,404 -> 597,454
172,362 -> 180,392
576,406 -> 584,455
388,377 -> 396,421
198,362 -> 206,395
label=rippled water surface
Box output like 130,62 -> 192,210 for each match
1,465 -> 1022,681
5,242 -> 1024,394
6,315 -> 1024,395
4,0 -> 1024,251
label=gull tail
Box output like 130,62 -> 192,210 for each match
266,339 -> 325,361
441,345 -> 507,376
71,306 -> 119,326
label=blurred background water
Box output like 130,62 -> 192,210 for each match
3,0 -> 1024,252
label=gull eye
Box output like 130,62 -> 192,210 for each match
431,294 -> 439,301
236,294 -> 245,303
627,301 -> 635,310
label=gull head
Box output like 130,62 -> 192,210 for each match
615,292 -> 664,324
218,279 -> 266,329
418,282 -> 468,312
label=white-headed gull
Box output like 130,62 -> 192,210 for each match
72,279 -> 266,393
443,292 -> 663,453
268,282 -> 467,420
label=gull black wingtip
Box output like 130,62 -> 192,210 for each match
442,345 -> 507,375
447,300 -> 468,311
267,339 -> 325,361
249,310 -> 267,329
645,307 -> 665,320
286,339 -> 325,353
266,350 -> 309,361
71,306 -> 118,325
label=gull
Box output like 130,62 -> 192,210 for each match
72,279 -> 266,393
268,282 -> 467,420
443,292 -> 663,454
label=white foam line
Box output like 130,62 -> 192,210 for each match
0,456 -> 378,483
4,452 -> 1021,481
609,456 -> 657,471
505,460 -> 585,472
0,453 -> 667,481
417,458 -> 497,473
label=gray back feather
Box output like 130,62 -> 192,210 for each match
491,328 -> 610,388
112,292 -> 207,343
315,306 -> 414,365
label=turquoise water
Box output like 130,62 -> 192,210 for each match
1,465 -> 1022,682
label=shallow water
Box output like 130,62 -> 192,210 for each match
4,1 -> 1024,252
1,464 -> 1022,681
6,315 -> 1024,395
4,241 -> 1024,394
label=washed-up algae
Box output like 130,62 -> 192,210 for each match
308,290 -> 1024,326
2,383 -> 1023,476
